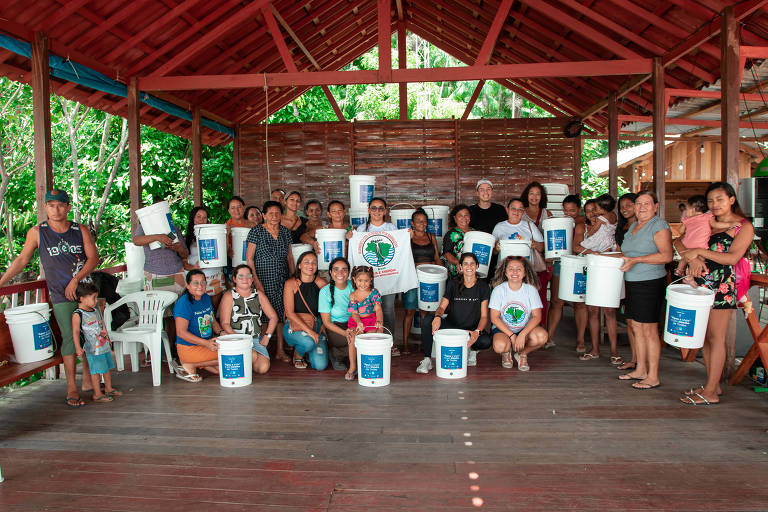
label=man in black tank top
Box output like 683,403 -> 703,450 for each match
0,190 -> 99,408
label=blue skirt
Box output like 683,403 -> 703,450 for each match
86,351 -> 115,374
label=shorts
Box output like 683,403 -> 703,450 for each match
624,277 -> 667,324
53,302 -> 78,356
252,338 -> 270,359
177,342 -> 218,364
85,351 -> 115,374
403,288 -> 418,310
349,313 -> 377,331
553,260 -> 561,277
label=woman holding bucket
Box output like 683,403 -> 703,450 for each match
442,204 -> 473,278
492,198 -> 545,258
617,191 -> 673,390
680,182 -> 754,405
218,264 -> 279,376
489,256 -> 548,370
417,253 -> 491,374
184,206 -> 225,308
246,200 -> 293,363
319,257 -> 356,373
282,251 -> 329,370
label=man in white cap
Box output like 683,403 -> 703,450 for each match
469,179 -> 507,234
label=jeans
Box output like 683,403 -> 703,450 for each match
282,322 -> 329,370
420,313 -> 492,357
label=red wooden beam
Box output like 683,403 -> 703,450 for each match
722,6 -> 741,187
666,88 -> 768,102
192,105 -> 203,207
619,115 -> 768,129
127,77 -> 142,233
321,85 -> 344,121
262,5 -> 298,73
653,58 -> 665,216
74,1 -> 150,49
378,0 -> 392,82
475,0 -> 513,65
31,31 -> 52,224
462,80 -> 485,120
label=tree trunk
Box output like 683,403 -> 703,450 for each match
94,118 -> 128,234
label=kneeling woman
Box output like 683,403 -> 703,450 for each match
490,256 -> 548,370
283,251 -> 329,370
173,270 -> 224,382
417,253 -> 491,374
218,264 -> 279,375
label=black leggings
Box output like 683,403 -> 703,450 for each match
420,313 -> 492,357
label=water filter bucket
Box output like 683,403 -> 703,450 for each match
124,242 -> 145,281
423,205 -> 450,245
291,243 -> 313,267
664,284 -> 715,349
558,255 -> 586,302
417,264 -> 448,312
462,231 -> 496,278
315,228 -> 346,271
3,303 -> 54,364
136,201 -> 174,250
585,253 -> 624,308
231,227 -> 251,266
193,224 -> 227,268
355,331 -> 393,387
349,208 -> 368,229
434,329 -> 469,379
542,216 -> 574,259
390,207 -> 416,230
349,175 -> 376,210
498,239 -> 532,262
217,334 -> 253,387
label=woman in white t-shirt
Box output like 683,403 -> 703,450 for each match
489,255 -> 548,371
491,198 -> 544,247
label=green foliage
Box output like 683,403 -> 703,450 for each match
579,139 -> 645,200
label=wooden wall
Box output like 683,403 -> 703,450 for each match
238,118 -> 580,209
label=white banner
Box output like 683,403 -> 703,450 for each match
348,229 -> 418,296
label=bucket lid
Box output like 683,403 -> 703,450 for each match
542,216 -> 575,227
586,253 -> 623,267
667,284 -> 714,297
316,228 -> 347,237
434,328 -> 470,340
418,264 -> 447,275
4,303 -> 50,316
499,238 -> 531,246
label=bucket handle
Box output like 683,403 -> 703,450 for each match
390,203 -> 416,210
669,275 -> 715,291
361,325 -> 393,337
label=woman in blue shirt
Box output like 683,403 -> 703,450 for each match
319,257 -> 355,377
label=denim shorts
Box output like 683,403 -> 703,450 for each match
403,288 -> 418,310
252,338 -> 270,359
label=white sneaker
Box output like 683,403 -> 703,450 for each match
467,350 -> 478,366
543,340 -> 556,349
416,357 -> 433,374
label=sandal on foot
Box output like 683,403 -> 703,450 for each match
344,370 -> 357,381
617,361 -> 637,371
618,374 -> 645,381
293,357 -> 307,369
391,346 -> 401,357
681,392 -> 718,405
93,395 -> 113,403
579,353 -> 599,361
632,382 -> 661,390
106,389 -> 123,397
576,346 -> 586,355
501,353 -> 514,369
65,396 -> 85,408
175,372 -> 202,383
682,386 -> 723,397
513,353 -> 529,371
610,356 -> 624,365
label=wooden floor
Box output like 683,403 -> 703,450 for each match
1,314 -> 767,511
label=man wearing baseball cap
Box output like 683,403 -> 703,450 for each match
469,179 -> 507,235
0,189 -> 99,408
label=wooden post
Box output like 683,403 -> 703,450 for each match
652,57 -> 666,216
454,119 -> 460,205
128,77 -> 142,233
378,0 -> 392,82
192,105 -> 203,206
233,124 -> 241,196
608,92 -> 619,199
573,136 -> 582,197
398,22 -> 407,120
721,6 -> 740,186
31,31 -> 52,223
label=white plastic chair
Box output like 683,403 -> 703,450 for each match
104,290 -> 178,386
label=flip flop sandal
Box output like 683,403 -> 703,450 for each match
293,357 -> 308,369
681,392 -> 718,405
106,389 -> 123,397
610,356 -> 624,365
93,395 -> 114,403
632,382 -> 661,390
579,353 -> 599,361
344,370 -> 357,381
391,346 -> 401,357
65,396 -> 85,408
618,374 -> 645,381
175,372 -> 202,383
575,346 -> 586,355
617,361 -> 637,371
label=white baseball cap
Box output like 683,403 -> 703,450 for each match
476,179 -> 493,190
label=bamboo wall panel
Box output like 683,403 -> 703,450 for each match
239,119 -> 577,209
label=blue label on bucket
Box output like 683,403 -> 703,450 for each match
441,345 -> 463,370
323,240 -> 343,262
667,305 -> 695,337
32,322 -> 52,351
199,238 -> 218,261
420,282 -> 439,303
221,354 -> 245,379
351,216 -> 367,228
360,354 -> 383,379
427,218 -> 443,236
360,184 -> 374,203
472,243 -> 491,266
165,213 -> 176,232
396,218 -> 411,230
573,273 -> 586,295
547,229 -> 567,251
242,240 -> 248,261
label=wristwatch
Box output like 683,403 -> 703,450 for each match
265,333 -> 273,339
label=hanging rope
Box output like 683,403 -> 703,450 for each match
264,73 -> 271,194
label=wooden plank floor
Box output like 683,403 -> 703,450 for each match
1,314 -> 767,511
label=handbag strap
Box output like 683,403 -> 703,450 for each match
295,278 -> 316,324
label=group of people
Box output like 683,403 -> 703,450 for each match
0,177 -> 754,407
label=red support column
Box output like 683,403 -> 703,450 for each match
31,31 -> 52,223
462,80 -> 485,120
378,0 -> 392,82
192,105 -> 203,206
608,92 -> 618,198
128,77 -> 142,233
721,6 -> 740,186
398,21 -> 407,120
652,58 -> 666,216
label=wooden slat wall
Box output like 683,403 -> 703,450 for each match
239,119 -> 577,209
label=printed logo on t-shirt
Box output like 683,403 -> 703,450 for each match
198,314 -> 213,337
507,232 -> 524,240
502,300 -> 529,331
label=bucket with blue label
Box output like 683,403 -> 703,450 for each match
664,283 -> 715,349
354,328 -> 393,387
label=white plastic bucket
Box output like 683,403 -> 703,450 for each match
231,227 -> 251,266
498,239 -> 532,262
124,242 -> 145,281
664,284 -> 715,349
417,264 -> 448,311
462,231 -> 496,278
434,329 -> 469,379
349,208 -> 368,229
390,207 -> 416,230
194,224 -> 227,268
315,228 -> 346,271
136,201 -> 174,250
217,334 -> 253,387
423,205 -> 450,242
542,216 -> 574,259
291,243 -> 313,266
349,175 -> 376,210
3,303 -> 54,363
558,255 -> 586,302
355,332 -> 393,387
585,253 -> 624,308
543,183 -> 570,196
